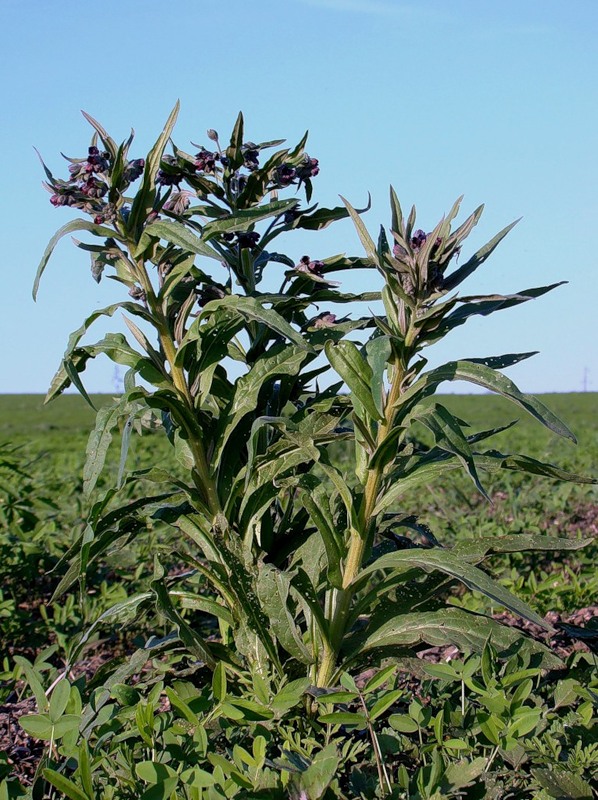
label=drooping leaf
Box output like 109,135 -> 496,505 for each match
351,608 -> 561,669
33,219 -> 120,300
396,357 -> 576,441
355,548 -> 553,630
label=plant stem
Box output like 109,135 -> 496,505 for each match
316,358 -> 405,686
133,254 -> 222,517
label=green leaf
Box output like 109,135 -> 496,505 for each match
19,714 -> 53,739
452,533 -> 593,564
290,568 -> 331,647
532,769 -> 594,799
202,199 -> 298,239
412,403 -> 490,500
397,358 -> 576,441
300,744 -> 341,799
356,548 -> 551,630
138,777 -> 179,800
362,664 -> 397,693
369,688 -> 404,720
388,714 -> 419,733
151,558 -> 216,668
298,482 -> 343,589
256,564 -> 314,664
216,542 -> 283,675
49,679 -> 71,722
325,339 -> 383,421
318,711 -> 367,726
33,219 -> 119,300
355,609 -> 561,669
374,458 -> 462,514
83,394 -> 140,495
443,218 -> 520,291
128,101 -> 180,236
215,344 -> 309,462
202,295 -> 312,350
135,219 -> 221,260
13,656 -> 49,713
136,761 -> 178,783
340,195 -> 378,263
365,335 -> 392,417
434,283 -> 565,337
43,769 -> 91,800
212,661 -> 227,702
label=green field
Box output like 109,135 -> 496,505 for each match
1,393 -> 597,797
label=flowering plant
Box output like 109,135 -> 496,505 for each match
36,104 -> 593,698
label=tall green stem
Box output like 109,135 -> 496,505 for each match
134,254 -> 222,517
317,358 -> 405,686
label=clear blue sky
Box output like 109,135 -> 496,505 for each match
2,0 -> 597,395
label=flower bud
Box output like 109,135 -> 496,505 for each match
207,129 -> 219,142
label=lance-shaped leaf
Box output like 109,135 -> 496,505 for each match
84,333 -> 169,387
297,476 -> 344,589
411,403 -> 490,501
325,340 -> 383,421
135,219 -> 222,260
354,548 -> 553,631
341,195 -> 378,264
475,451 -> 596,484
45,301 -> 157,402
374,457 -> 462,515
396,357 -> 575,441
431,283 -> 566,338
442,218 -> 520,291
33,219 -> 120,300
290,568 -> 331,648
201,295 -> 312,350
217,543 -> 283,675
151,557 -> 216,668
350,609 -> 561,669
81,110 -> 119,161
257,564 -> 314,664
201,199 -> 298,240
83,393 -> 144,495
128,101 -> 179,235
215,345 -> 309,463
51,491 -> 177,598
452,534 -> 593,564
292,194 -> 372,232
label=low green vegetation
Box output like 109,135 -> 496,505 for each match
2,392 -> 596,798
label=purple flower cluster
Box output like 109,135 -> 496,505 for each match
48,145 -> 145,218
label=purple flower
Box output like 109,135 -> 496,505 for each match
312,312 -> 337,329
236,231 -> 260,249
411,229 -> 427,251
195,148 -> 219,174
296,155 -> 319,181
296,255 -> 325,276
241,143 -> 260,171
124,158 -> 145,182
276,164 -> 297,187
86,146 -> 110,173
